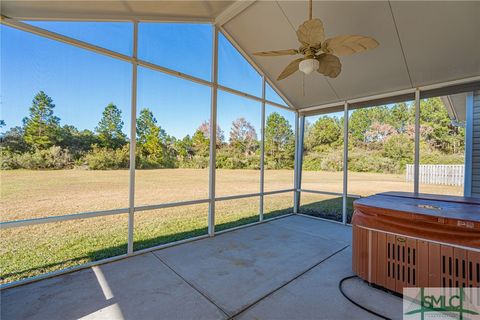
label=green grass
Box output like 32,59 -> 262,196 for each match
0,188 -> 294,284
299,194 -> 355,223
1,168 -> 462,284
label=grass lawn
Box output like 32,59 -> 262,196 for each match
0,169 -> 462,283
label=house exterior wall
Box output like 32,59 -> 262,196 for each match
471,90 -> 480,197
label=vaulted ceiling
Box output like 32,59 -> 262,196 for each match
2,1 -> 480,110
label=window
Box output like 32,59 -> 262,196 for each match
135,67 -> 211,206
418,97 -> 466,196
302,112 -> 344,194
347,102 -> 415,198
139,23 -> 212,81
1,25 -> 132,222
215,90 -> 261,197
218,33 -> 262,97
1,24 -> 132,283
134,204 -> 208,251
264,192 -> 294,220
264,105 -> 295,192
300,111 -> 344,222
24,21 -> 133,55
299,193 -> 348,223
265,83 -> 287,106
1,214 -> 128,284
215,197 -> 260,231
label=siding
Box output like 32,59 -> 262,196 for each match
472,90 -> 480,197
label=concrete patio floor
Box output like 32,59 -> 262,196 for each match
1,215 -> 402,320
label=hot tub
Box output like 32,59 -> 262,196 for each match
352,192 -> 480,294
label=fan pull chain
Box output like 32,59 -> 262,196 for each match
309,0 -> 313,20
302,73 -> 306,97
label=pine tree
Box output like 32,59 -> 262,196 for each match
95,103 -> 127,149
265,112 -> 294,169
136,108 -> 166,164
23,91 -> 60,149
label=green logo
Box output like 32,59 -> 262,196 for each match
404,288 -> 479,320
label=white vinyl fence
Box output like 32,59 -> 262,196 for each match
406,164 -> 464,186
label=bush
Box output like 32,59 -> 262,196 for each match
1,146 -> 73,170
178,155 -> 209,169
0,150 -> 21,169
84,145 -> 129,170
303,150 -> 343,172
216,149 -> 260,170
382,134 -> 414,169
349,151 -> 400,174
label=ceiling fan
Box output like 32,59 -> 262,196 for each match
253,0 -> 379,80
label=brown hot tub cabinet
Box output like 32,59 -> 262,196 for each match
352,192 -> 480,294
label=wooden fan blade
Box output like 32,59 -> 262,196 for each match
253,49 -> 299,56
322,35 -> 379,56
317,53 -> 341,78
277,58 -> 304,81
296,19 -> 325,47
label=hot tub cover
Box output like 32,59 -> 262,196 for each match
352,192 -> 480,249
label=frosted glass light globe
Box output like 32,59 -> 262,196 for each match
299,58 -> 319,75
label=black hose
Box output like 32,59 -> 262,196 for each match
338,275 -> 392,320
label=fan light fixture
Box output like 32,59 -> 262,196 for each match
299,58 -> 319,75
253,0 -> 379,81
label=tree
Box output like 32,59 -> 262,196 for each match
136,109 -> 167,165
196,121 -> 224,146
383,134 -> 414,168
229,117 -> 258,155
192,127 -> 210,158
95,103 -> 127,149
192,121 -> 225,158
364,122 -> 396,143
419,98 -> 464,153
23,91 -> 60,149
0,126 -> 29,153
265,112 -> 294,169
58,125 -> 99,157
174,135 -> 194,161
349,106 -> 389,144
387,102 -> 413,133
304,116 -> 341,151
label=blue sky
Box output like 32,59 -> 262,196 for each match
1,22 -> 290,139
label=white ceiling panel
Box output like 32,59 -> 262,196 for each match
277,1 -> 412,105
390,1 -> 480,87
1,1 -> 234,21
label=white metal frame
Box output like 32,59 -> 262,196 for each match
0,15 -> 299,288
413,89 -> 421,194
1,12 -> 477,288
295,81 -> 472,224
464,93 -> 474,197
342,101 -> 349,224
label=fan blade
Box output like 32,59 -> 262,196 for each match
253,49 -> 299,56
296,19 -> 325,47
316,53 -> 341,78
277,58 -> 304,81
322,35 -> 379,56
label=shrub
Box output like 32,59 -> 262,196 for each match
382,134 -> 414,169
303,150 -> 343,172
178,155 -> 209,169
1,146 -> 73,170
84,145 -> 129,170
0,150 -> 21,169
349,152 -> 400,174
